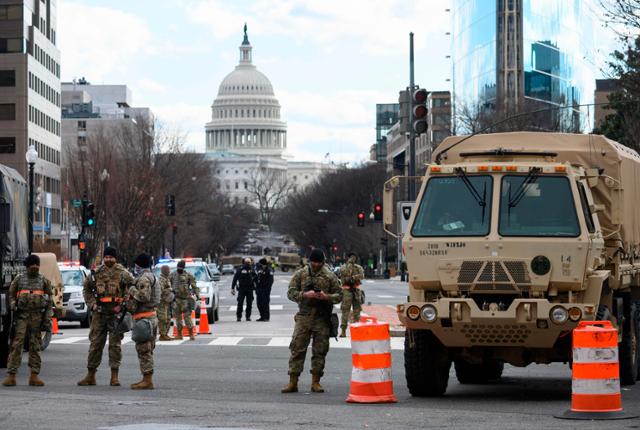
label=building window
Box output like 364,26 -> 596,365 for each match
0,70 -> 15,86
0,5 -> 21,20
77,120 -> 86,131
244,181 -> 247,189
0,136 -> 16,153
235,169 -> 238,174
0,38 -> 23,53
0,103 -> 15,120
235,182 -> 239,189
244,196 -> 248,204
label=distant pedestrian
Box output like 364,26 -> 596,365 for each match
339,253 -> 365,337
2,254 -> 53,387
256,258 -> 274,322
170,260 -> 199,340
231,258 -> 256,321
77,247 -> 134,387
281,249 -> 342,394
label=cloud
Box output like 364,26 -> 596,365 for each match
151,102 -> 211,152
286,121 -> 372,164
183,0 -> 450,56
138,78 -> 167,95
58,1 -> 153,81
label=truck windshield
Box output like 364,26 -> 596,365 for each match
499,175 -> 580,237
411,176 -> 492,237
61,270 -> 84,286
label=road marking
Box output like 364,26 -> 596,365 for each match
158,339 -> 187,346
376,295 -> 395,298
266,337 -> 291,347
121,336 -> 132,345
270,295 -> 281,298
365,280 -> 375,284
50,336 -> 85,344
208,337 -> 243,346
227,304 -> 284,311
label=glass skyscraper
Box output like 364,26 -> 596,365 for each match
452,0 -> 600,133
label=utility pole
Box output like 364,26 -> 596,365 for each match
408,32 -> 416,201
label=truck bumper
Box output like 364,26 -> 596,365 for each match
398,298 -> 597,348
61,298 -> 89,322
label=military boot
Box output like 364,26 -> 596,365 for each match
188,327 -> 195,341
77,369 -> 97,386
311,374 -> 324,393
175,329 -> 183,340
131,373 -> 154,390
339,327 -> 347,338
281,374 -> 299,393
2,373 -> 16,387
159,334 -> 172,341
110,368 -> 120,386
28,372 -> 45,387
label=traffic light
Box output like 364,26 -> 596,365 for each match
398,89 -> 410,134
357,211 -> 365,227
332,244 -> 338,253
412,88 -> 428,135
78,239 -> 86,250
165,194 -> 175,216
85,202 -> 96,227
172,222 -> 177,232
373,202 -> 382,221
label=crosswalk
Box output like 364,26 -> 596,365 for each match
50,335 -> 405,350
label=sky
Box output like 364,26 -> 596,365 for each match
57,1 -> 618,164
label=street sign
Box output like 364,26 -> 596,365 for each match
71,199 -> 82,208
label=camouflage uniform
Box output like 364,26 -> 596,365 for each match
82,263 -> 134,371
128,270 -> 158,376
286,264 -> 342,376
6,272 -> 53,375
157,273 -> 173,338
339,258 -> 365,330
170,270 -> 198,332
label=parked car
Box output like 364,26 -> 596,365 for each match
207,264 -> 221,281
221,264 -> 235,275
154,258 -> 220,324
57,261 -> 91,328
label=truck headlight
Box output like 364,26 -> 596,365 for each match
550,306 -> 568,324
71,292 -> 82,300
407,306 -> 420,320
421,305 -> 437,322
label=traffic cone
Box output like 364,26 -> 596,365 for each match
52,317 -> 61,335
346,316 -> 396,403
198,297 -> 211,335
556,321 -> 637,420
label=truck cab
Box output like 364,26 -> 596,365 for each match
385,132 -> 640,396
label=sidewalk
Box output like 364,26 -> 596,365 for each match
362,304 -> 405,337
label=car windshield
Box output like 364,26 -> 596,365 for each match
499,175 -> 580,237
152,265 -> 210,281
411,175 -> 492,237
61,270 -> 84,286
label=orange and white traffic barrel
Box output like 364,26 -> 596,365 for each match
557,320 -> 636,420
346,316 -> 397,403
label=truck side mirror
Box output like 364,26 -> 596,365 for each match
383,177 -> 400,236
0,202 -> 9,234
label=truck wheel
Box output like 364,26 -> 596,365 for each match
214,307 -> 219,322
207,307 -> 215,324
80,310 -> 91,329
454,360 -> 504,384
404,329 -> 451,396
619,300 -> 639,385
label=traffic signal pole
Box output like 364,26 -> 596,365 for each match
408,32 -> 416,201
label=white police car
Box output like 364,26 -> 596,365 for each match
153,258 -> 220,324
57,261 -> 92,328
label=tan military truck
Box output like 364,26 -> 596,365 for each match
277,253 -> 302,272
384,132 -> 640,396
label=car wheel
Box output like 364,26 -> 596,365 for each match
80,310 -> 91,328
207,307 -> 215,324
214,307 -> 219,321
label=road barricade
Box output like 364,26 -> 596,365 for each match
346,316 -> 397,403
557,320 -> 636,420
198,297 -> 211,334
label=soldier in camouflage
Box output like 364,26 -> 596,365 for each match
170,260 -> 199,340
77,247 -> 134,387
339,253 -> 365,337
282,249 -> 342,394
2,254 -> 53,387
158,265 -> 174,341
128,253 -> 158,389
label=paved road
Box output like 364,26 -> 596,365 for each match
2,273 -> 639,429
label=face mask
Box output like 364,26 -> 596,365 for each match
104,260 -> 115,268
348,256 -> 356,264
27,267 -> 39,275
177,268 -> 184,274
134,266 -> 143,276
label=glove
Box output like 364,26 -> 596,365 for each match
112,305 -> 122,314
230,288 -> 236,296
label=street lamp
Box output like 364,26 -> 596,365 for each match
100,169 -> 110,245
25,144 -> 38,253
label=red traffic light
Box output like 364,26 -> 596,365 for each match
374,202 -> 382,221
78,241 -> 86,250
357,212 -> 365,219
413,88 -> 428,104
357,211 -> 365,227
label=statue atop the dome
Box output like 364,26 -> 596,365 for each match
242,23 -> 250,45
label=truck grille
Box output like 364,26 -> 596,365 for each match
457,260 -> 531,291
461,324 -> 532,344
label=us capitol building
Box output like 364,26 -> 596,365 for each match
205,26 -> 335,205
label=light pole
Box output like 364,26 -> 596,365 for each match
25,145 -> 38,254
99,169 -> 110,246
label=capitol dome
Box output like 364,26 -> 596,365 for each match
205,25 -> 287,157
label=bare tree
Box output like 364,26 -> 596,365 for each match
600,0 -> 640,42
246,165 -> 292,229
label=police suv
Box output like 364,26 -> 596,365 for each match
57,261 -> 91,328
153,258 -> 220,324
